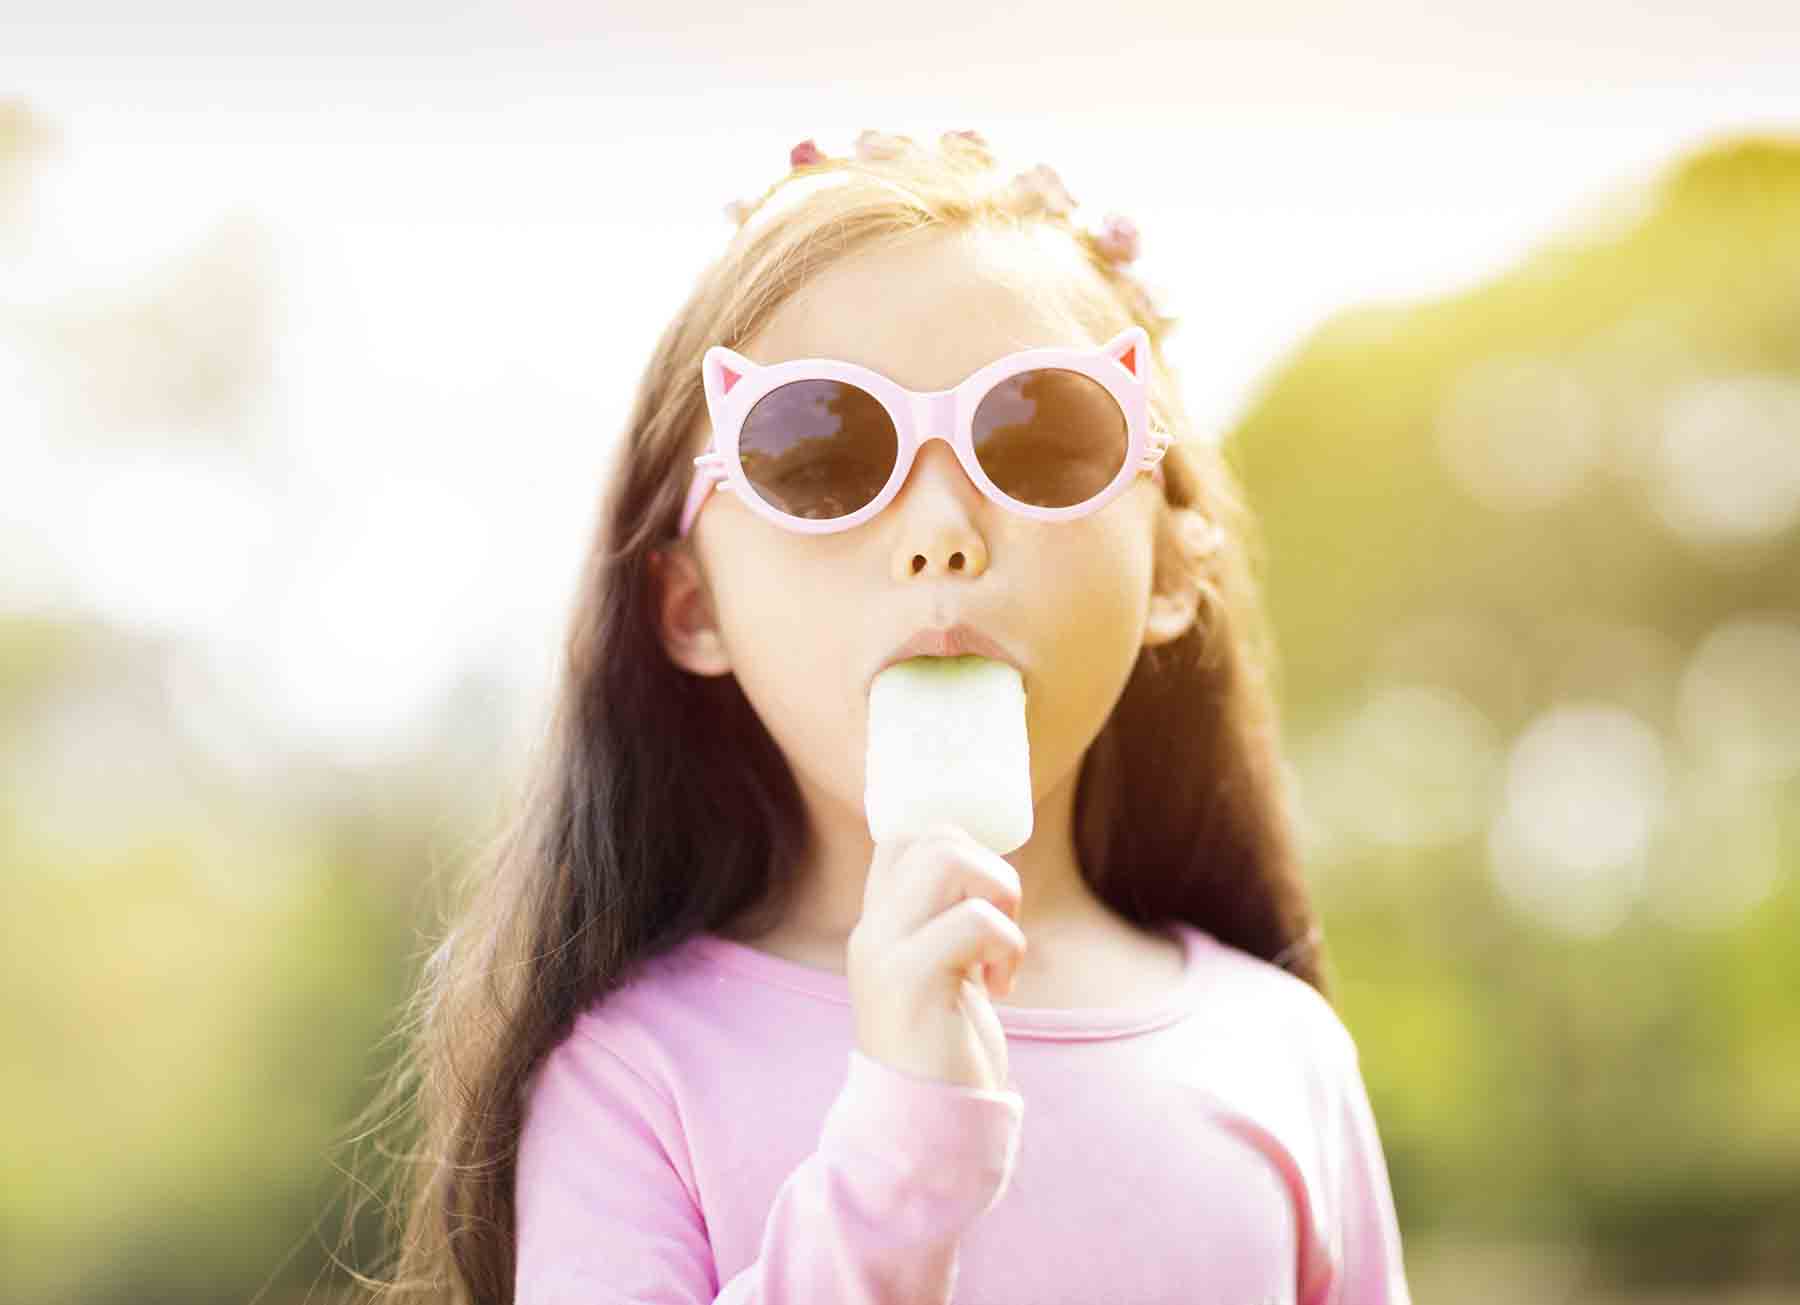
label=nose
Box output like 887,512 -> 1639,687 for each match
892,437 -> 988,578
895,432 -> 991,529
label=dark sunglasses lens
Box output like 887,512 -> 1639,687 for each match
738,379 -> 897,521
972,368 -> 1128,508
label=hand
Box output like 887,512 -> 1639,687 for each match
846,822 -> 1027,1093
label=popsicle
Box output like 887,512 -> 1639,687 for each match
864,654 -> 1034,855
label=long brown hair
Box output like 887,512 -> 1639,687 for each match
333,131 -> 1331,1304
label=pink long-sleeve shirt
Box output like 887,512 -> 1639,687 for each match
514,921 -> 1413,1304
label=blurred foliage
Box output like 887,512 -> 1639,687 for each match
1226,133 -> 1800,1290
2,122 -> 1797,1303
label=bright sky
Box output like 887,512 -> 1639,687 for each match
5,2 -> 1799,767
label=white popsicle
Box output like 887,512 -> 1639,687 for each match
864,654 -> 1034,854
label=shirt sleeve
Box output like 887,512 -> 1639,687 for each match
514,1028 -> 715,1303
514,1032 -> 1024,1305
1309,1029 -> 1414,1305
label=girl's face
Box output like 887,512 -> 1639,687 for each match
658,228 -> 1195,888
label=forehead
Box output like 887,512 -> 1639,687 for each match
740,227 -> 1092,393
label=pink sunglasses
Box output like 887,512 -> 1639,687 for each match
679,324 -> 1169,538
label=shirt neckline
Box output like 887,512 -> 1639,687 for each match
687,920 -> 1217,1041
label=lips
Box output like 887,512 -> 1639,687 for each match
872,623 -> 1023,688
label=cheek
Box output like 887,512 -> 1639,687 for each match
705,522 -> 843,641
714,567 -> 852,685
705,549 -> 871,759
1038,521 -> 1152,633
1021,525 -> 1154,754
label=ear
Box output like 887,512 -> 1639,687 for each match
1102,324 -> 1150,382
1143,585 -> 1199,648
649,547 -> 734,679
702,345 -> 759,413
1141,505 -> 1214,650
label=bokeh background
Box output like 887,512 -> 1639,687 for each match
4,5 -> 1799,1303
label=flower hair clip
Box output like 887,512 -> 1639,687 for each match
990,163 -> 1154,307
993,162 -> 1140,265
1077,210 -> 1173,336
722,127 -> 991,226
719,128 -> 1175,338
1091,212 -> 1140,265
998,162 -> 1080,220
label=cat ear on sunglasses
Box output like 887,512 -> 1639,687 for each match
703,345 -> 757,410
1102,325 -> 1148,383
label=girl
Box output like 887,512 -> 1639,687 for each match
344,127 -> 1413,1304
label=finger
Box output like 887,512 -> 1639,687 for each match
868,824 -> 1023,941
863,820 -> 970,896
980,961 -> 1018,999
859,822 -> 938,917
899,896 -> 1027,996
860,821 -> 967,923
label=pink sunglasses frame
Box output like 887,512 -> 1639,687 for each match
679,323 -> 1169,538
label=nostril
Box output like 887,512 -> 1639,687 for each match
949,553 -> 965,571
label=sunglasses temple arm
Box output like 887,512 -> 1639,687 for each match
680,452 -> 732,539
1143,425 -> 1172,479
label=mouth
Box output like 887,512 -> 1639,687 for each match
871,623 -> 1024,690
